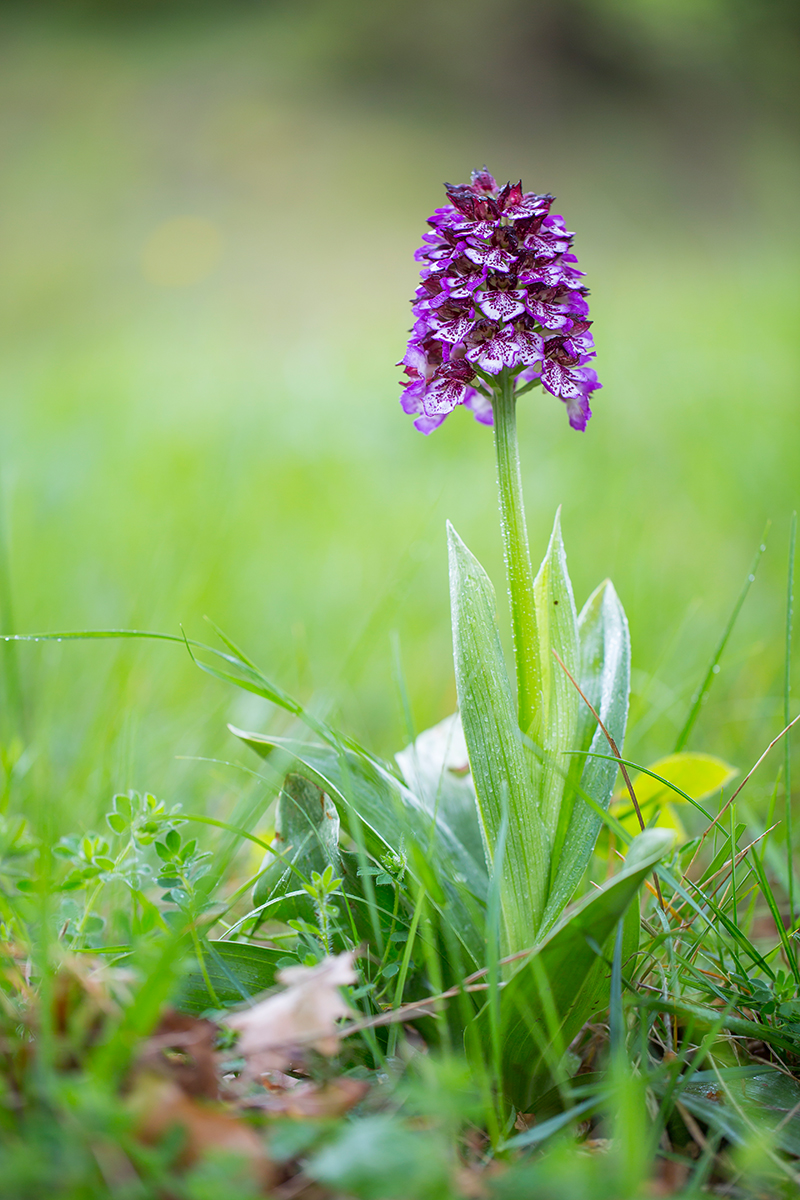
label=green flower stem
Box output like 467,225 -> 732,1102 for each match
492,371 -> 538,734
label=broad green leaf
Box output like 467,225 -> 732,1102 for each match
447,522 -> 548,950
662,1068 -> 800,1157
231,729 -> 487,965
252,772 -> 340,920
612,752 -> 737,837
477,828 -> 673,1110
395,712 -> 484,870
543,579 -> 631,928
179,940 -> 284,1014
528,509 -> 581,846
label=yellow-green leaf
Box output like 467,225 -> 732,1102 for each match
611,752 -> 737,838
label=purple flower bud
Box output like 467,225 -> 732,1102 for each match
399,171 -> 600,433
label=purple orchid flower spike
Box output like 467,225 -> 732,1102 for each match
398,168 -> 601,432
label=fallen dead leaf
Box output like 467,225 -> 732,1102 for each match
648,1155 -> 690,1195
581,1137 -> 612,1154
241,1076 -> 369,1117
130,1073 -> 275,1188
138,1009 -> 220,1099
455,1160 -> 506,1198
456,1167 -> 490,1198
260,1070 -> 303,1092
225,951 -> 356,1079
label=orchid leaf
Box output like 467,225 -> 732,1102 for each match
542,579 -> 631,929
447,522 -> 548,951
478,828 -> 673,1109
528,508 -> 581,847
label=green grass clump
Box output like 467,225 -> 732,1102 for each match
0,551 -> 798,1198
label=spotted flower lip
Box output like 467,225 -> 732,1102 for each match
399,168 -> 601,433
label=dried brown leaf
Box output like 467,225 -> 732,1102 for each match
130,1073 -> 276,1188
241,1076 -> 369,1118
225,952 -> 356,1079
138,1009 -> 220,1099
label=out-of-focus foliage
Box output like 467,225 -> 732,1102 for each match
4,0 -> 800,131
276,0 -> 800,132
0,0 -> 796,848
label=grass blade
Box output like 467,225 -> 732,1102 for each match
232,730 -> 487,964
786,512 -> 796,924
674,528 -> 768,752
609,918 -> 625,1058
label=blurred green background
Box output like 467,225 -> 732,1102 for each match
0,0 -> 798,838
